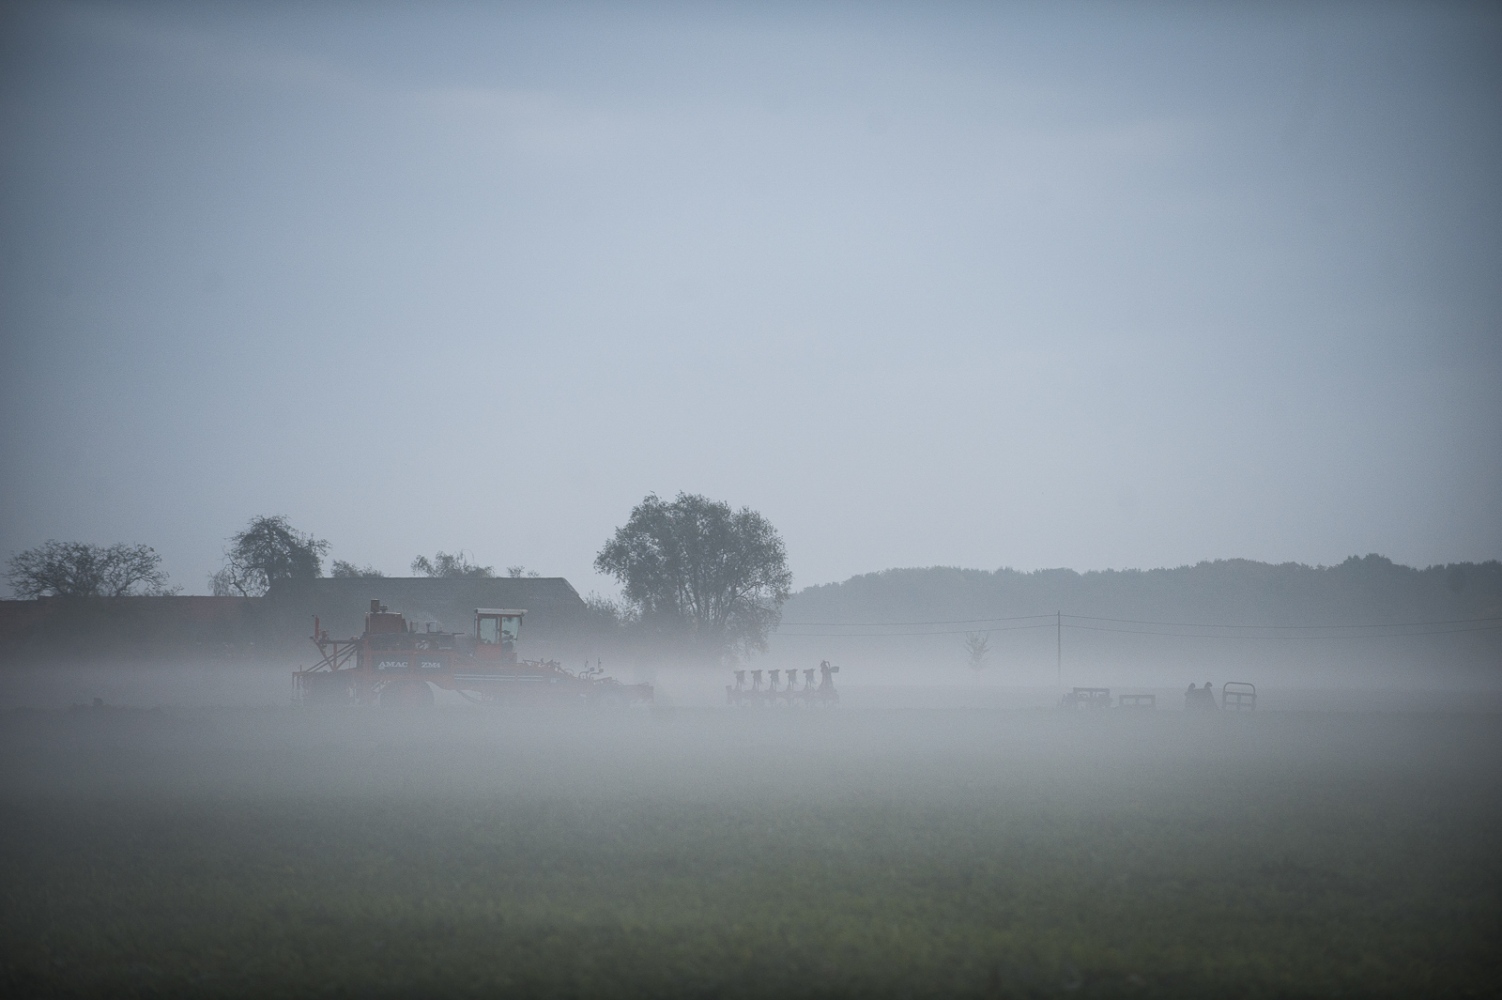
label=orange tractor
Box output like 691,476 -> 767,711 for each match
295,599 -> 652,707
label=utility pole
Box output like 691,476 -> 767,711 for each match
1056,610 -> 1061,683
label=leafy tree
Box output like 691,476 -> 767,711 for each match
594,492 -> 791,662
411,551 -> 493,578
6,541 -> 176,598
212,515 -> 328,596
330,560 -> 385,579
964,631 -> 990,670
507,565 -> 541,578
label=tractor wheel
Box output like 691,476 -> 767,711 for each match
379,678 -> 434,708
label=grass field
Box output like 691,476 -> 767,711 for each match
1,703 -> 1498,997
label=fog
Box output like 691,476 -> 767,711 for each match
7,700 -> 1497,807
3,3 -> 1501,995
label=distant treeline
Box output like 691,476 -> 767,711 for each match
773,556 -> 1502,675
785,556 -> 1502,626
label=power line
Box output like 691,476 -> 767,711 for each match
778,613 -> 1053,628
775,622 -> 1055,638
775,612 -> 1502,634
1041,622 -> 1502,640
1064,613 -> 1502,630
772,619 -> 1502,640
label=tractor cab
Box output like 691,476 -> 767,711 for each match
475,609 -> 525,665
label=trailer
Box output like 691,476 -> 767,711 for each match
1221,681 -> 1257,711
1059,687 -> 1113,709
294,599 -> 652,707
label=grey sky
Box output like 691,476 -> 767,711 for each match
2,1 -> 1499,598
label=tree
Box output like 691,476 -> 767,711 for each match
330,560 -> 385,579
212,515 -> 328,596
411,551 -> 493,578
507,565 -> 541,578
594,492 -> 792,663
964,632 -> 990,670
6,541 -> 176,598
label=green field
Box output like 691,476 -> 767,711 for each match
1,704 -> 1498,997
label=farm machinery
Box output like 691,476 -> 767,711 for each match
1058,683 -> 1259,711
1185,681 -> 1257,710
1057,688 -> 1157,709
727,660 -> 840,707
294,600 -> 653,707
1058,687 -> 1115,709
1220,681 -> 1257,711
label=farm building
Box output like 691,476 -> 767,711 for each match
0,577 -> 595,666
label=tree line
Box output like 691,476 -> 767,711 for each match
786,556 -> 1502,631
5,493 -> 793,664
780,556 -> 1502,671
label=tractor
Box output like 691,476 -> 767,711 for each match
294,599 -> 652,707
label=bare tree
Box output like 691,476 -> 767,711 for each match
964,631 -> 990,670
330,560 -> 385,578
411,551 -> 493,578
7,541 -> 176,598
